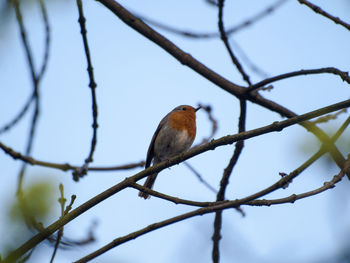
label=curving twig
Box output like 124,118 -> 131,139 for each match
311,109 -> 347,124
184,162 -> 218,194
248,156 -> 350,206
49,184 -> 66,263
74,0 -> 99,180
130,182 -> 222,207
12,0 -> 41,197
247,67 -> 350,92
212,99 -> 246,263
0,140 -> 145,172
218,0 -> 252,86
135,0 -> 288,39
1,0 -> 50,136
37,0 -> 51,80
196,104 -> 218,145
297,0 -> 350,31
0,93 -> 35,134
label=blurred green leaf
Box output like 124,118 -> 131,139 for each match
298,124 -> 350,169
9,180 -> 55,224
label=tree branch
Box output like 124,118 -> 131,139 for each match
212,99 -> 246,263
73,0 -> 99,180
218,0 -> 252,86
297,0 -> 350,31
0,93 -> 34,134
12,0 -> 41,196
134,0 -> 288,39
248,156 -> 350,206
247,67 -> 350,92
37,0 -> 51,80
130,182 -> 222,207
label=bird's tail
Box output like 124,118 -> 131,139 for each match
138,173 -> 158,199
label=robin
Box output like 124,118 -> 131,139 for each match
139,105 -> 201,199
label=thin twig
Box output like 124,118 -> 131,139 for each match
0,141 -> 145,171
135,0 -> 288,39
130,182 -> 221,206
0,93 -> 35,134
183,162 -> 218,194
218,0 -> 252,86
13,0 -> 36,82
74,0 -> 99,180
50,184 -> 66,263
212,99 -> 246,263
230,39 -> 270,78
37,0 -> 51,80
247,67 -> 350,92
248,157 -> 350,206
195,104 -> 218,145
311,109 -> 347,124
298,0 -> 350,31
12,0 -> 41,197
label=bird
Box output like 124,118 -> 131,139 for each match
139,105 -> 201,199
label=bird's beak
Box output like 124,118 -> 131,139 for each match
195,106 -> 202,112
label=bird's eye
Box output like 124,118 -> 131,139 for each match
182,107 -> 187,111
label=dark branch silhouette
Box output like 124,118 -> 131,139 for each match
298,0 -> 350,31
73,0 -> 99,180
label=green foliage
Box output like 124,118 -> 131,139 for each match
298,123 -> 350,168
1,179 -> 58,259
10,180 -> 55,224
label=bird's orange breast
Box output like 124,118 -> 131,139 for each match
168,110 -> 197,140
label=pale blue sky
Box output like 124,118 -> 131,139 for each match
1,0 -> 350,262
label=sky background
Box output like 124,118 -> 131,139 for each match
1,0 -> 350,262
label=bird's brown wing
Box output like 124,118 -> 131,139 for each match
145,114 -> 169,168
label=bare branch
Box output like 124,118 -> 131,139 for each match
311,109 -> 347,124
195,104 -> 218,145
12,0 -> 37,83
130,182 -> 221,207
248,156 -> 350,206
247,67 -> 350,92
229,39 -> 270,78
0,141 -> 144,172
37,0 -> 51,80
183,162 -> 218,194
218,0 -> 252,86
73,0 -> 99,180
49,184 -> 66,263
298,0 -> 350,31
212,99 -> 246,263
135,0 -> 288,39
12,0 -> 41,196
0,93 -> 34,134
